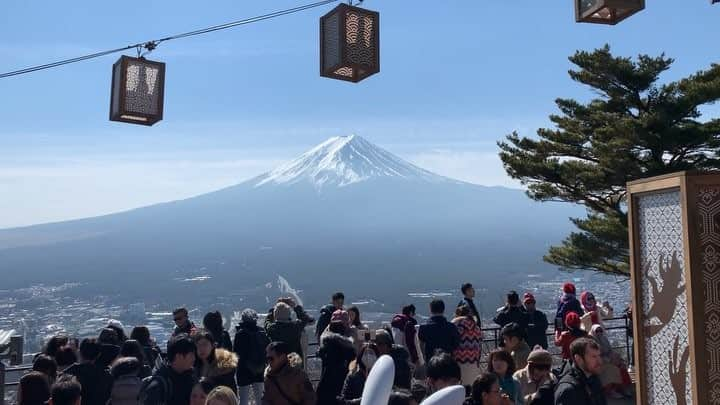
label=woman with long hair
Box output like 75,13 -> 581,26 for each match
203,311 -> 233,351
452,304 -> 483,386
487,349 -> 521,405
466,372 -> 513,405
341,343 -> 379,401
347,306 -> 368,354
194,329 -> 238,393
130,325 -> 161,369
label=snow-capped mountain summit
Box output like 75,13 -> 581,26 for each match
254,135 -> 453,189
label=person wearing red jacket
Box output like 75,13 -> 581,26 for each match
554,312 -> 587,360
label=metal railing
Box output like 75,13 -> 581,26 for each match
1,315 -> 635,404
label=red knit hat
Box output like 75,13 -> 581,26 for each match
563,282 -> 576,294
565,311 -> 581,328
523,292 -> 536,304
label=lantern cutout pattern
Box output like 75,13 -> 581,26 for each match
575,0 -> 645,25
110,56 -> 165,126
320,3 -> 379,83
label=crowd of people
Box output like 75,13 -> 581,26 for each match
14,282 -> 633,405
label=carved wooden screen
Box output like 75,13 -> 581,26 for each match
635,189 -> 692,404
629,172 -> 720,405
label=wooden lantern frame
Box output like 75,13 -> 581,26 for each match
109,55 -> 166,126
575,0 -> 645,25
320,3 -> 380,83
628,171 -> 720,405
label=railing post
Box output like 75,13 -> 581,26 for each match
9,336 -> 23,366
1,360 -> 6,405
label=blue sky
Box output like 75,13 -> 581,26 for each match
1,1 -> 718,228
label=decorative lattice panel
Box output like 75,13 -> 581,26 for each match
322,12 -> 341,72
637,190 -> 692,405
124,60 -> 162,115
698,187 -> 720,404
344,9 -> 376,67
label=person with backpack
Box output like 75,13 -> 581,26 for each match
234,308 -> 270,405
263,341 -> 316,405
554,283 -> 584,332
265,298 -> 314,359
203,311 -> 233,351
131,326 -> 162,371
390,304 -> 422,368
140,333 -> 197,405
194,330 -> 238,393
62,338 -> 113,405
108,356 -> 144,405
418,299 -> 460,362
315,292 -> 345,341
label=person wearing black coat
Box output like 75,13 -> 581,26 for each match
493,291 -> 529,329
234,309 -> 269,405
316,292 -> 345,340
417,299 -> 461,362
554,338 -> 607,405
203,311 -> 233,351
522,293 -> 549,349
317,321 -> 356,405
62,338 -> 113,405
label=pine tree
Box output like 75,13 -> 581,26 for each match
498,46 -> 720,276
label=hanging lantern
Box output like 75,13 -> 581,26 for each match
320,3 -> 379,83
575,0 -> 645,25
109,55 -> 165,126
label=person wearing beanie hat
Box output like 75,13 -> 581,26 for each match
554,312 -> 587,360
317,310 -> 356,405
522,293 -> 549,350
555,283 -> 584,333
234,308 -> 269,405
330,310 -> 350,329
513,345 -> 556,404
264,297 -> 314,360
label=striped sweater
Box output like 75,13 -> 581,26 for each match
452,316 -> 483,364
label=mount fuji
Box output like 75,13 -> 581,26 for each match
0,136 -> 579,304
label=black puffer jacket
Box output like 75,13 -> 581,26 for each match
62,362 -> 113,405
316,332 -> 356,405
234,321 -> 269,386
554,365 -> 606,405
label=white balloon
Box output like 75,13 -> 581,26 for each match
422,385 -> 467,405
360,355 -> 395,405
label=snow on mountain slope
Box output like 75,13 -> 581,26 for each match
254,135 -> 458,189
